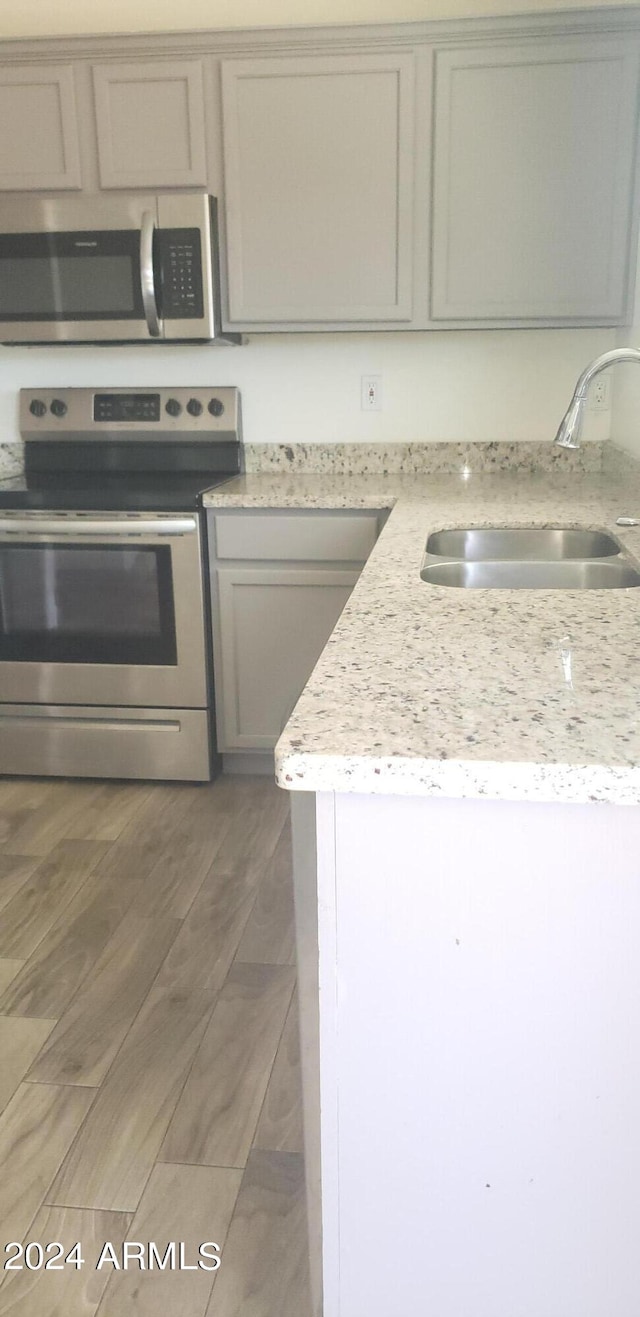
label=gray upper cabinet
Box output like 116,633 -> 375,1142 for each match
92,59 -> 208,189
221,53 -> 415,328
430,39 -> 640,323
0,20 -> 638,326
0,64 -> 81,191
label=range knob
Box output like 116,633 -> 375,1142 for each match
29,399 -> 47,418
208,397 -> 225,417
186,397 -> 203,417
50,398 -> 68,418
165,398 -> 182,417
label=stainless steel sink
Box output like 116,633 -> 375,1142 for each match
420,559 -> 640,589
425,527 -> 621,561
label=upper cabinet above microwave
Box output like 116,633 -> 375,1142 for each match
0,58 -> 210,195
0,64 -> 82,191
0,20 -> 638,332
92,60 -> 208,190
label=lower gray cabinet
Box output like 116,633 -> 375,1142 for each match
215,566 -> 359,750
208,509 -> 381,754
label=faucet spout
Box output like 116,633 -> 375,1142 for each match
554,347 -> 640,449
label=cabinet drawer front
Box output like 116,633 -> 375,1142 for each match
214,512 -> 379,562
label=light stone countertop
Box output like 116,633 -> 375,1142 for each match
203,465 -> 640,806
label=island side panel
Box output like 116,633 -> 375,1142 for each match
291,790 -> 339,1317
331,791 -> 640,1317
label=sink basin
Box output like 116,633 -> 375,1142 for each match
420,559 -> 640,589
425,527 -> 621,561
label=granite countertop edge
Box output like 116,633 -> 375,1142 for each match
204,463 -> 640,806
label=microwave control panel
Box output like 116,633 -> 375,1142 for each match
157,229 -> 204,320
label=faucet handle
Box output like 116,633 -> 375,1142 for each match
616,517 -> 640,526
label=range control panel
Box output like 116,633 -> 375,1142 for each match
20,387 -> 241,444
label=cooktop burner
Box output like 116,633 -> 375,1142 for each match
3,385 -> 243,512
0,469 -> 234,512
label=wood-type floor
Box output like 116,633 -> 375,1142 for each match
0,773 -> 311,1317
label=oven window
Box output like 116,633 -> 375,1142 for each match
0,544 -> 177,665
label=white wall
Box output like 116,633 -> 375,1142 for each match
611,231 -> 640,460
0,329 -> 615,449
1,0 -> 637,39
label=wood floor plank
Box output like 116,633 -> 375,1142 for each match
253,992 -> 304,1155
106,783 -> 193,847
214,779 -> 289,878
160,963 -> 295,1169
126,781 -> 240,919
0,810 -> 42,850
0,774 -> 308,1314
26,915 -> 181,1088
0,865 -> 143,1020
234,821 -> 296,966
0,1206 -> 131,1315
0,1082 -> 95,1246
0,856 -> 39,918
95,1164 -> 242,1317
2,783 -> 106,858
0,962 -> 24,998
0,779 -> 53,812
62,782 -> 154,843
0,1018 -> 57,1114
150,862 -> 262,1014
92,783 -> 230,920
47,985 -> 213,1213
0,842 -> 109,961
204,1151 -> 311,1317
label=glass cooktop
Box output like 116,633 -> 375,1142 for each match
0,469 -> 234,512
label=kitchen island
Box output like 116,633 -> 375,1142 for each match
205,456 -> 640,1317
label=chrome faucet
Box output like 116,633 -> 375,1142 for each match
554,347 -> 640,449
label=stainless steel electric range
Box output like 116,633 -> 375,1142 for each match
0,386 -> 242,781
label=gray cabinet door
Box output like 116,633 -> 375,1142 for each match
215,566 -> 359,750
431,39 -> 640,323
92,59 -> 207,188
221,53 -> 415,327
0,64 -> 81,191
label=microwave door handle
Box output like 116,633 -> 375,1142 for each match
140,211 -> 161,338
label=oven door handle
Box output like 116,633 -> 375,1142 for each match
140,211 -> 162,339
0,516 -> 198,538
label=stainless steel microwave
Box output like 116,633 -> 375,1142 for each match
0,191 -> 240,345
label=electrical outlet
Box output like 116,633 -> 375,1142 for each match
589,376 -> 610,412
361,375 -> 382,411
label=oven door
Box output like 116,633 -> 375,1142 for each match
0,513 -> 208,708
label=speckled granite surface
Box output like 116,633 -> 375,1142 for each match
206,461 -> 640,805
243,439 -> 604,475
